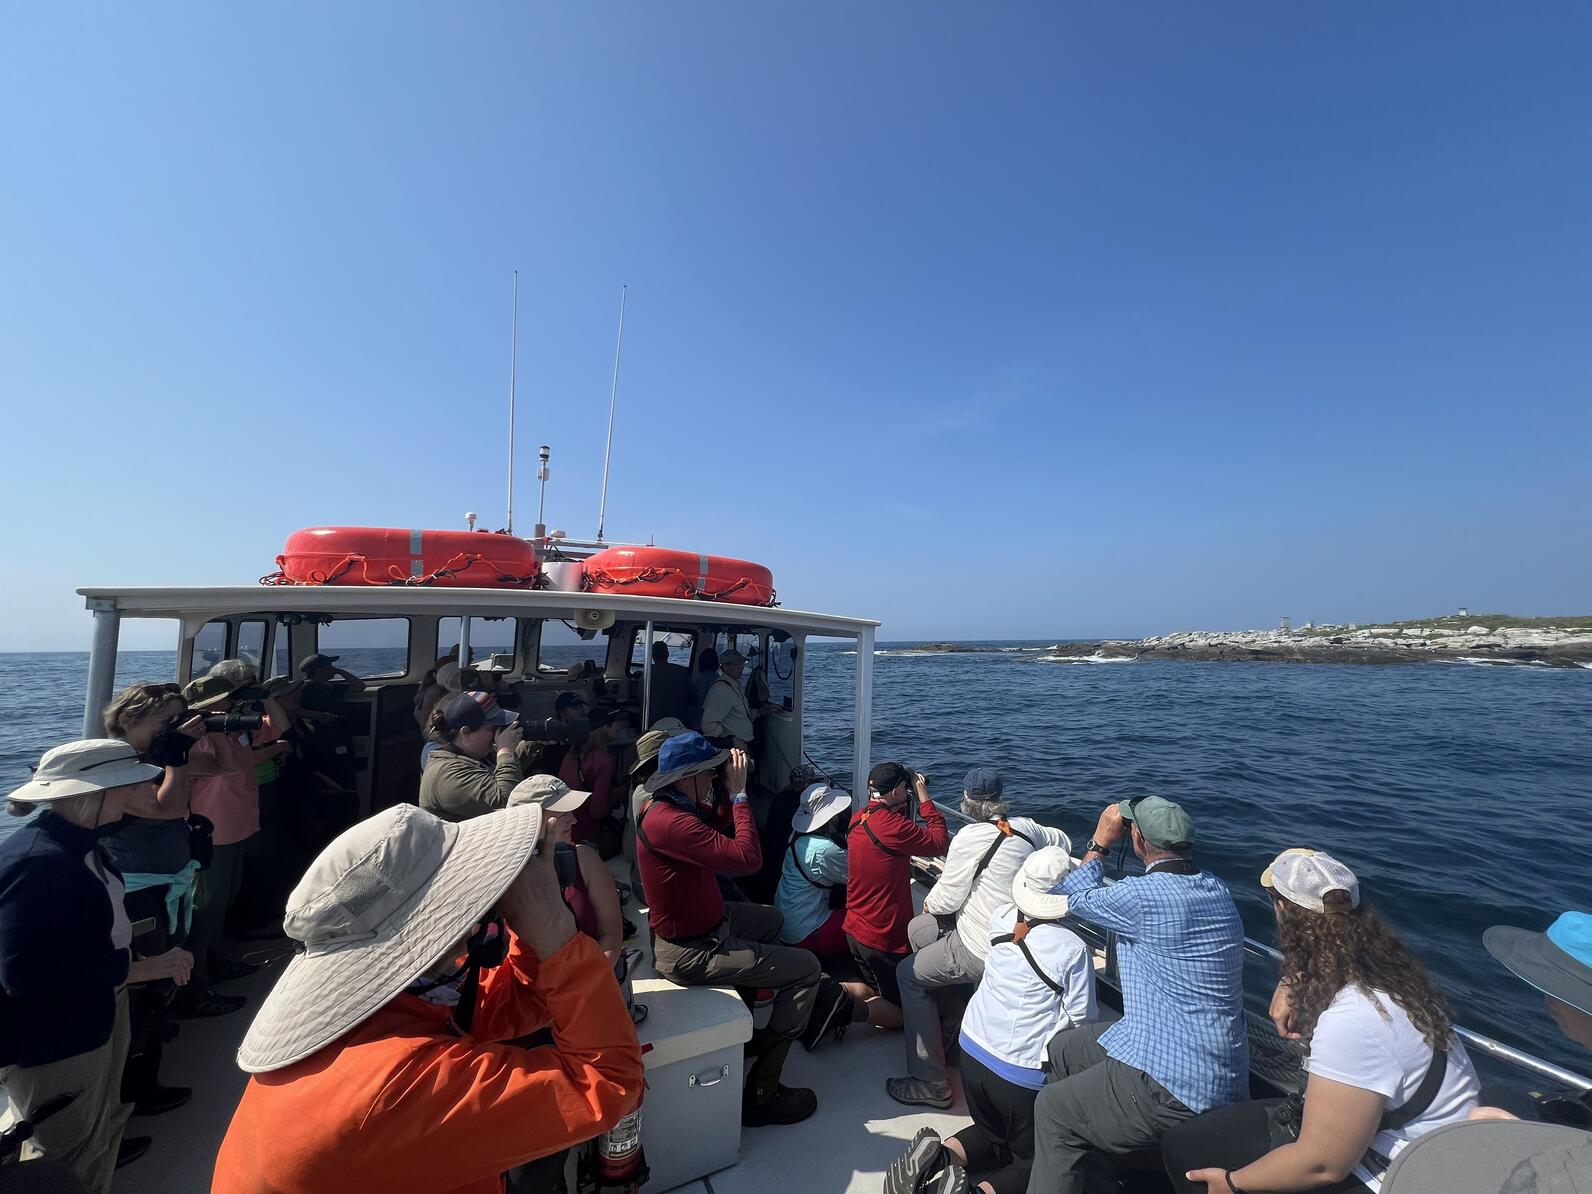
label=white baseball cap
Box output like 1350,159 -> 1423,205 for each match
8,739 -> 163,804
1261,847 -> 1361,913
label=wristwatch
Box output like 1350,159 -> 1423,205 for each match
1084,838 -> 1112,857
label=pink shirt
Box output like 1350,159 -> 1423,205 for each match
559,745 -> 614,845
189,715 -> 282,847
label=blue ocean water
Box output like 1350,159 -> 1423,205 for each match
2,644 -> 1589,1077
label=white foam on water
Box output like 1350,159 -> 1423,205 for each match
1454,657 -> 1551,667
1039,653 -> 1134,664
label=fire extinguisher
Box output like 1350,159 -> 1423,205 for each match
590,1041 -> 650,1193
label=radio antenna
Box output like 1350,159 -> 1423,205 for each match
505,270 -> 519,534
596,284 -> 627,543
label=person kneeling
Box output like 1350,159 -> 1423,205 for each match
635,733 -> 826,1125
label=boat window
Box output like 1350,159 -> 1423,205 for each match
436,617 -> 518,671
315,618 -> 411,679
189,620 -> 228,677
628,629 -> 695,676
272,627 -> 293,678
535,619 -> 601,677
236,620 -> 267,674
763,637 -> 798,709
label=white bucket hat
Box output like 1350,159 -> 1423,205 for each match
1012,845 -> 1075,921
508,774 -> 591,814
1261,847 -> 1360,913
236,802 -> 543,1073
9,739 -> 162,804
792,783 -> 851,834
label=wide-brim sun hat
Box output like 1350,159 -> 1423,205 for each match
236,802 -> 543,1073
642,731 -> 729,794
1485,912 -> 1592,1017
1378,1120 -> 1592,1194
792,782 -> 851,834
9,739 -> 163,804
1012,844 -> 1075,920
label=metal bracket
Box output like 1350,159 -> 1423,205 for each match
688,1065 -> 731,1088
86,597 -> 117,612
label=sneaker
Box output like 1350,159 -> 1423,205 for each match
884,1127 -> 944,1194
923,1160 -> 969,1194
885,1076 -> 954,1110
133,1084 -> 192,1116
116,1136 -> 152,1168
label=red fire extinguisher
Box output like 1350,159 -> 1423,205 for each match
591,1043 -> 650,1193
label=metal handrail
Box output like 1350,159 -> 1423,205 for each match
919,799 -> 1592,1093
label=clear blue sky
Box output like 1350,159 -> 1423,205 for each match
4,3 -> 1589,650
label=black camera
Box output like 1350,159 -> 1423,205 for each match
553,842 -> 578,889
517,715 -> 589,748
202,708 -> 265,733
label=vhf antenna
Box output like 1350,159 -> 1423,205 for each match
596,284 -> 627,543
505,270 -> 519,534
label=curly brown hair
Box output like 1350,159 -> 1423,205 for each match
1274,894 -> 1456,1050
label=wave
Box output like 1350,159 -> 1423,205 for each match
1038,653 -> 1134,664
1454,657 -> 1551,668
876,649 -> 959,657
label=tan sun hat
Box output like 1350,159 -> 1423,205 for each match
508,774 -> 591,813
9,739 -> 163,804
236,802 -> 543,1073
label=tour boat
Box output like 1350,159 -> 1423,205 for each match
60,526 -> 1592,1194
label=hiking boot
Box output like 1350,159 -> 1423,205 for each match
799,977 -> 857,1052
886,1076 -> 954,1109
741,1039 -> 817,1126
884,1127 -> 944,1194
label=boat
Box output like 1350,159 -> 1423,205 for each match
49,530 -> 1592,1193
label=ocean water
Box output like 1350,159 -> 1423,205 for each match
3,644 -> 1589,1078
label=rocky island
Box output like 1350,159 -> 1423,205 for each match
1064,614 -> 1592,669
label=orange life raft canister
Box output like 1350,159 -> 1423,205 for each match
271,527 -> 540,587
582,547 -> 776,605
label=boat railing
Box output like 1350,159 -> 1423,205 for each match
917,799 -> 1591,1094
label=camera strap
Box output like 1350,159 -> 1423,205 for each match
970,819 -> 1039,888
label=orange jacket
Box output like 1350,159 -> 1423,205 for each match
212,931 -> 643,1194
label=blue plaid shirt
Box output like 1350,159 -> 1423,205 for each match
1060,857 -> 1248,1113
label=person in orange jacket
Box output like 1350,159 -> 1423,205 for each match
211,800 -> 643,1194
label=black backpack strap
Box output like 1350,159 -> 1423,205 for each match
968,820 -> 1043,889
856,811 -> 905,858
789,836 -> 834,889
1379,1046 -> 1449,1131
991,917 -> 1066,995
634,799 -> 657,854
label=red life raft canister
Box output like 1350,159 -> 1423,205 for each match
270,527 -> 540,587
582,547 -> 776,606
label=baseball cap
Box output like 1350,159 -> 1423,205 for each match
183,672 -> 242,710
439,691 -> 516,733
1117,795 -> 1194,850
507,774 -> 592,813
9,739 -> 163,804
868,761 -> 910,793
1261,847 -> 1361,913
553,692 -> 589,714
720,649 -> 746,666
1485,911 -> 1592,1017
963,767 -> 1003,799
299,652 -> 339,676
590,707 -> 633,731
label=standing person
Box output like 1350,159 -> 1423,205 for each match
296,652 -> 366,718
701,650 -> 755,747
645,641 -> 692,726
846,763 -> 951,1046
1,741 -> 195,1192
1027,797 -> 1248,1194
890,767 -> 1071,1109
180,673 -> 288,1013
418,692 -> 526,822
635,733 -> 824,1125
1165,849 -> 1480,1194
690,648 -> 720,729
559,707 -> 631,859
211,802 -> 644,1194
889,848 -> 1098,1194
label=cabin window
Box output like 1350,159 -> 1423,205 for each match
315,619 -> 411,680
628,629 -> 696,676
272,627 -> 293,678
763,636 -> 798,710
236,620 -> 268,674
189,620 -> 228,677
436,617 -> 518,671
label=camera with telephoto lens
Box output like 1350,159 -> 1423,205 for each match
202,709 -> 265,733
516,715 -> 590,748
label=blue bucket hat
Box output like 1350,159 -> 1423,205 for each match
1485,911 -> 1592,1017
642,731 -> 730,794
963,767 -> 1004,800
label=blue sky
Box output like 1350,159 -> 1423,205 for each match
3,3 -> 1589,650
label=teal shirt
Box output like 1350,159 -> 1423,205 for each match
776,834 -> 849,944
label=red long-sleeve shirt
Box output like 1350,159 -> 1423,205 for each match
212,932 -> 642,1194
637,794 -> 761,941
843,798 -> 950,954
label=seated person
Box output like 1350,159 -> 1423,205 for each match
508,776 -> 623,968
296,652 -> 366,718
212,802 -> 643,1194
890,847 -> 1097,1194
845,763 -> 950,1064
890,766 -> 1070,1109
561,707 -> 632,859
418,692 -> 525,822
1164,849 -> 1480,1194
622,718 -> 686,902
635,734 -> 827,1126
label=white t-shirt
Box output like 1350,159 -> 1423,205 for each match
1307,985 -> 1480,1186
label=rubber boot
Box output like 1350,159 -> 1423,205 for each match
741,1038 -> 817,1126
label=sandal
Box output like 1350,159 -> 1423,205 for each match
886,1076 -> 954,1110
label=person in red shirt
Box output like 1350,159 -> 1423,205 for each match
211,800 -> 642,1194
560,707 -> 630,859
636,732 -> 823,1126
844,761 -> 950,1019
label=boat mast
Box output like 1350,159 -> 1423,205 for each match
506,270 -> 519,534
596,284 -> 627,543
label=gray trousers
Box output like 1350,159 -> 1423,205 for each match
652,902 -> 821,1040
187,834 -> 251,992
0,988 -> 132,1194
1026,1021 -> 1194,1194
898,912 -> 985,1085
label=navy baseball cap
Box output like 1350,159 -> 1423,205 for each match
440,691 -> 516,733
963,767 -> 1003,799
554,692 -> 589,713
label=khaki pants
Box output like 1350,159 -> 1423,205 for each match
0,988 -> 132,1194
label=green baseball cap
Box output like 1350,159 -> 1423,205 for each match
1117,795 -> 1195,850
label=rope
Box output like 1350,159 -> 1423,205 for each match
582,565 -> 777,606
260,552 -> 536,588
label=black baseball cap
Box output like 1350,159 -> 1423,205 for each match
590,707 -> 633,730
554,692 -> 589,713
869,761 -> 910,792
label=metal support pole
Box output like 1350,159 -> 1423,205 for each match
457,617 -> 472,671
641,621 -> 655,727
852,625 -> 874,809
82,604 -> 121,738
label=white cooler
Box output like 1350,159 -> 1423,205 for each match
633,979 -> 753,1193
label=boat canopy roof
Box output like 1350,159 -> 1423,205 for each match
76,585 -> 880,638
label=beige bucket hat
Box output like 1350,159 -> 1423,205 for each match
1012,845 -> 1076,921
236,802 -> 543,1073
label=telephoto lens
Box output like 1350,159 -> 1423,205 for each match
201,710 -> 266,733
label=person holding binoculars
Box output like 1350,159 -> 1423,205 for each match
419,690 -> 530,822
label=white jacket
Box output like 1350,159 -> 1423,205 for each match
922,816 -> 1070,961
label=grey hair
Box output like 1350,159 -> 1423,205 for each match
208,658 -> 259,687
961,795 -> 1009,823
